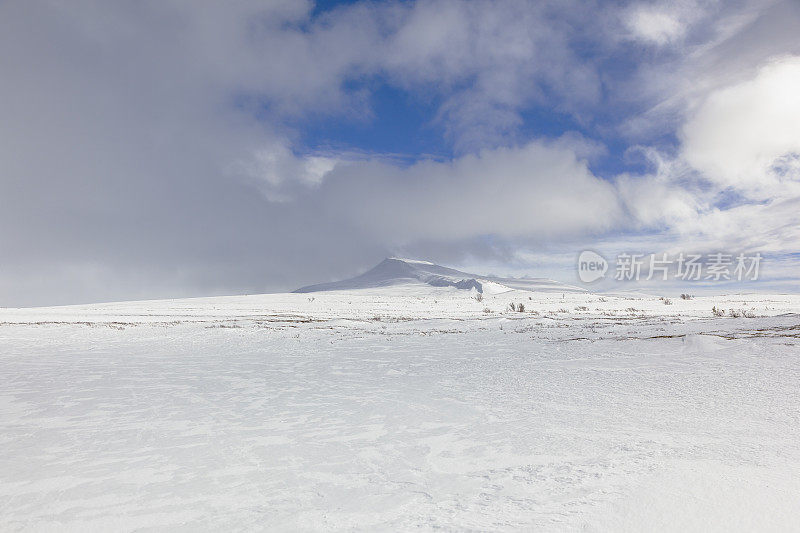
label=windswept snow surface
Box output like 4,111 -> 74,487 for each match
2,288 -> 800,531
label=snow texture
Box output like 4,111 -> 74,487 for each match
1,276 -> 800,531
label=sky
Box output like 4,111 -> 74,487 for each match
1,0 -> 800,306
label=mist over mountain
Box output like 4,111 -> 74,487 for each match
294,257 -> 586,294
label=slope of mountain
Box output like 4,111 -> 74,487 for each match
294,257 -> 585,294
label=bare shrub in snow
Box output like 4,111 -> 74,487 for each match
475,293 -> 483,302
575,306 -> 589,311
680,294 -> 692,300
712,306 -> 725,317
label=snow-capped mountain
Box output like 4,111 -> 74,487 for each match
294,257 -> 585,294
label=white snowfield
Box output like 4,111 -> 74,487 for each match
2,282 -> 800,531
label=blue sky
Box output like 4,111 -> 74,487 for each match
299,83 -> 448,160
291,0 -> 676,179
1,0 -> 800,305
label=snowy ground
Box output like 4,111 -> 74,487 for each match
2,288 -> 800,531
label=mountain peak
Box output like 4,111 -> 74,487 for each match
294,258 -> 586,294
385,257 -> 435,266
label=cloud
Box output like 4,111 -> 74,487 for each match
0,0 -> 615,305
624,3 -> 690,45
231,141 -> 339,202
309,139 -> 622,243
1,0 -> 800,305
0,1 -> 371,305
604,4 -> 800,271
619,0 -> 800,140
681,55 -> 800,197
382,0 -> 602,150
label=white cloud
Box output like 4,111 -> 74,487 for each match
616,174 -> 701,228
377,0 -> 603,150
620,0 -> 799,140
232,142 -> 339,202
681,55 -> 800,197
625,4 -> 687,45
310,139 -> 622,243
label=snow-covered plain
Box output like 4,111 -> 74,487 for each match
2,285 -> 800,531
